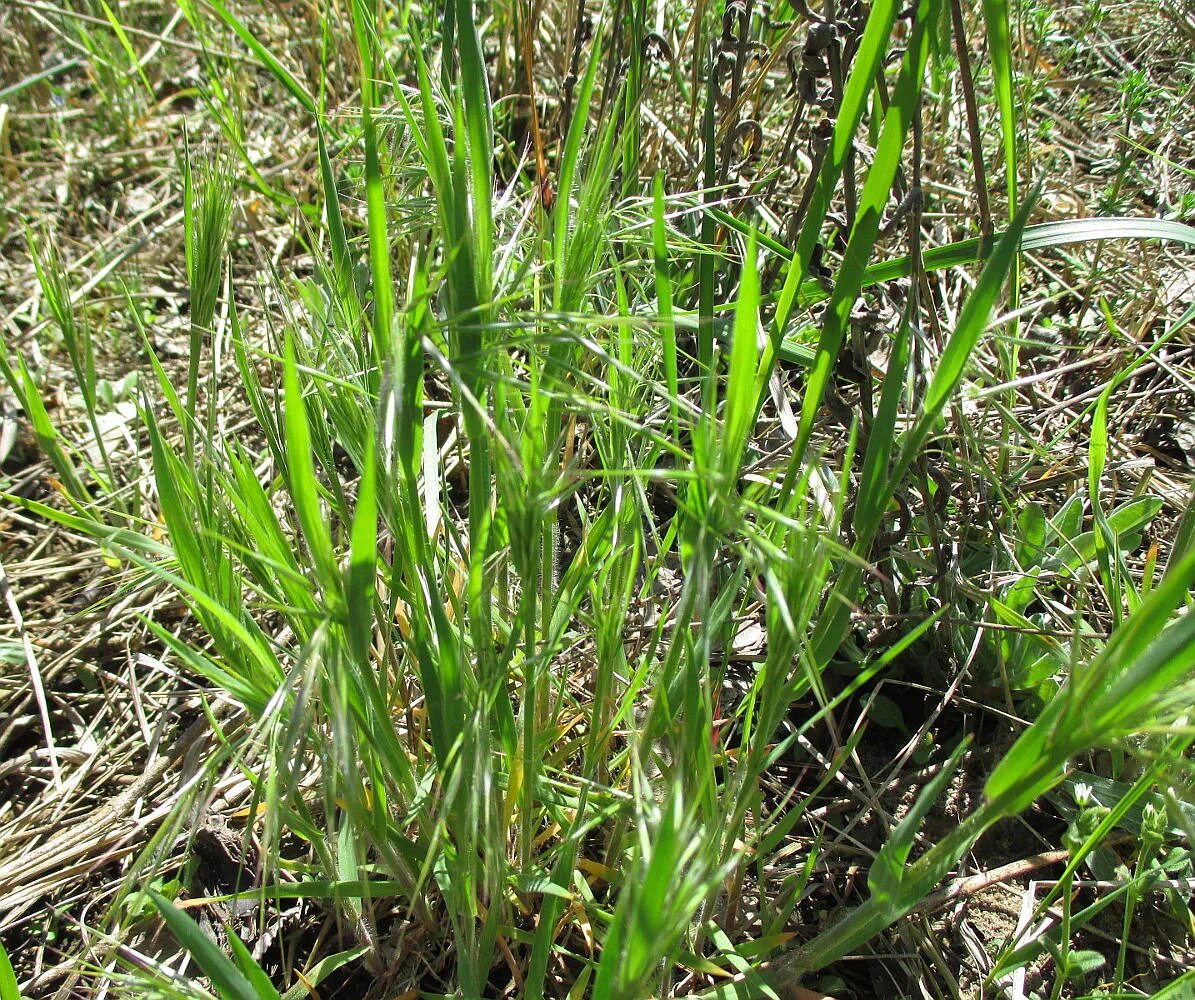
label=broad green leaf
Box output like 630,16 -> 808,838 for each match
1050,497 -> 1165,575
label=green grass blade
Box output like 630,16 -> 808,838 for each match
980,0 -> 1018,213
652,173 -> 679,439
809,188 -> 1032,675
224,928 -> 283,1000
851,315 -> 911,541
453,0 -> 494,298
280,947 -> 370,1000
868,739 -> 970,907
711,212 -> 1195,311
722,232 -> 762,481
1089,359 -> 1123,624
789,566 -> 1195,978
0,492 -> 170,561
97,0 -> 154,99
0,60 -> 81,102
345,436 -> 378,668
0,352 -> 90,505
357,52 -> 394,369
769,0 -> 901,345
316,125 -> 364,333
985,545 -> 1195,817
146,888 -> 262,1000
889,193 -> 1035,485
792,0 -> 943,461
203,0 -> 317,116
698,47 -> 717,400
1165,488 -> 1195,580
0,935 -> 20,1000
181,147 -> 233,435
1152,971 -> 1195,998
553,24 -> 605,310
282,335 -> 342,603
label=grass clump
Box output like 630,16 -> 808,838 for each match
1,0 -> 1193,997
